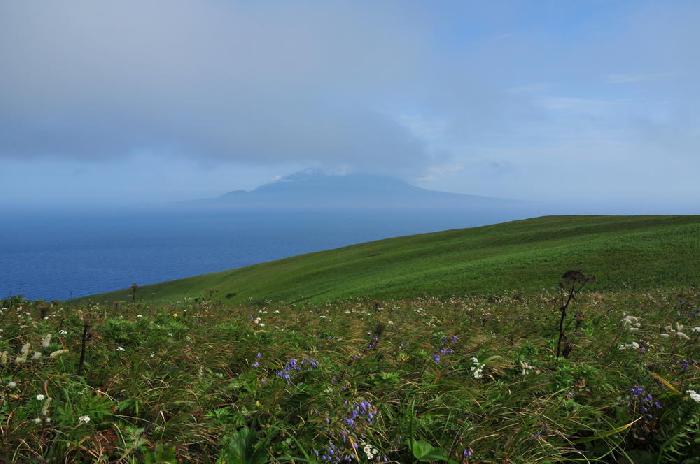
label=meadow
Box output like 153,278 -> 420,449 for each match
2,216 -> 700,463
87,215 -> 700,306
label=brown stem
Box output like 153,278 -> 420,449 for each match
77,320 -> 89,376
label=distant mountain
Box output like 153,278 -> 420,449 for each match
191,170 -> 515,210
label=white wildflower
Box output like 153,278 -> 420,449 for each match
471,357 -> 485,379
677,331 -> 690,340
618,342 -> 640,350
116,346 -> 125,351
33,418 -> 42,424
362,442 -> 378,460
660,333 -> 670,338
692,327 -> 700,333
36,394 -> 45,401
32,351 -> 42,360
16,343 -> 31,364
621,315 -> 641,330
41,334 -> 52,348
78,415 -> 91,425
7,381 -> 17,388
136,314 -> 143,318
59,329 -> 68,335
687,390 -> 700,402
253,317 -> 262,325
520,361 -> 535,375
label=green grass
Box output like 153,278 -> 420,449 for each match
85,215 -> 700,305
4,215 -> 700,462
3,288 -> 700,462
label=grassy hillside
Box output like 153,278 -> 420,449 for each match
4,215 -> 700,462
87,215 -> 700,305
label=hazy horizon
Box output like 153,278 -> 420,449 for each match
1,1 -> 699,211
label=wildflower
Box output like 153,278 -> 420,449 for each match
520,361 -> 535,375
692,327 -> 700,333
58,329 -> 68,335
78,415 -> 91,425
36,394 -> 45,401
618,342 -> 640,351
630,385 -> 645,397
622,314 -> 642,330
45,417 -> 51,423
7,381 -> 17,388
15,343 -> 31,364
462,448 -> 474,461
136,314 -> 143,318
433,353 -> 441,364
49,349 -> 69,359
32,351 -> 42,360
362,442 -> 378,460
41,334 -> 52,348
33,418 -> 42,424
470,356 -> 485,378
116,346 -> 125,351
253,317 -> 262,325
687,390 -> 700,402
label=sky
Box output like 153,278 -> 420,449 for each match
1,0 -> 698,210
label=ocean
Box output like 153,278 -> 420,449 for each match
0,208 -> 525,300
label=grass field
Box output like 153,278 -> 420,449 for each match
86,215 -> 700,305
2,215 -> 700,462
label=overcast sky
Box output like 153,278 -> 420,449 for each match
1,0 -> 698,209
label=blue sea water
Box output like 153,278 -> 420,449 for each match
0,208 -> 526,301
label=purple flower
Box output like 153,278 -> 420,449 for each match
433,353 -> 441,364
462,447 -> 473,460
630,385 -> 645,397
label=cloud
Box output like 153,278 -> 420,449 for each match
607,72 -> 677,84
0,1 -> 429,174
1,1 -> 699,207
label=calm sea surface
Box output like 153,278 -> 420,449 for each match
0,208 -> 526,300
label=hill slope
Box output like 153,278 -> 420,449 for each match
86,215 -> 700,304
